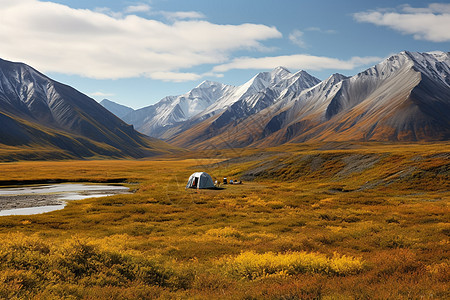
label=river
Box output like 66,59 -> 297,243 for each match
0,183 -> 130,216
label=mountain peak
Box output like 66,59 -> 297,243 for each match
330,73 -> 348,81
392,51 -> 450,87
0,58 -> 176,158
393,50 -> 449,65
195,80 -> 221,89
271,66 -> 291,75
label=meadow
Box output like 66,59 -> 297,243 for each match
0,142 -> 448,299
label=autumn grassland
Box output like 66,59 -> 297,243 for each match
0,142 -> 448,299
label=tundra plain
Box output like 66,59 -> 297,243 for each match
0,142 -> 448,299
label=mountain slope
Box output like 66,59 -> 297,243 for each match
163,51 -> 449,149
122,67 -> 319,140
123,81 -> 236,138
178,72 -> 346,148
0,58 -> 177,159
166,68 -> 322,147
256,51 -> 450,146
100,99 -> 134,118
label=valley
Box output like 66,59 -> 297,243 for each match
0,52 -> 448,299
0,0 -> 448,297
0,143 -> 448,299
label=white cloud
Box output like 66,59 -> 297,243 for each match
90,91 -> 115,98
125,4 -> 151,14
94,7 -> 123,19
289,27 -> 336,48
212,54 -> 382,73
161,11 -> 206,21
0,0 -> 281,81
354,3 -> 450,42
289,30 -> 307,48
400,3 -> 450,14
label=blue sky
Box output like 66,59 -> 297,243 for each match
1,0 -> 449,109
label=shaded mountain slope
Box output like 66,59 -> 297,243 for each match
0,58 -> 177,159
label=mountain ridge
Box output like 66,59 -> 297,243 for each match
258,51 -> 450,145
0,58 -> 178,159
124,67 -> 322,141
113,51 -> 449,149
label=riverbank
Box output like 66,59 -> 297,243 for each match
0,194 -> 61,211
0,183 -> 130,215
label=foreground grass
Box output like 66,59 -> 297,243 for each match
0,143 -> 448,299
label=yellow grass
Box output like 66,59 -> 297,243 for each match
0,142 -> 448,299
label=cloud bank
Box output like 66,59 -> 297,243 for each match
0,0 -> 386,82
0,0 -> 280,81
354,3 -> 450,42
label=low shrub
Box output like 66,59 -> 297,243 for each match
206,226 -> 243,238
218,250 -> 365,279
0,233 -> 195,294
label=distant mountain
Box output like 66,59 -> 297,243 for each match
100,99 -> 134,118
110,51 -> 450,149
166,67 -> 322,147
123,80 -> 237,138
253,51 -> 450,145
124,67 -> 321,142
0,58 -> 177,159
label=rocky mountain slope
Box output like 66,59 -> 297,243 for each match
252,51 -> 450,146
123,80 -> 238,138
0,58 -> 177,159
123,67 -> 321,142
103,51 -> 450,149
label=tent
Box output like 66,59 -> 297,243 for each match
186,172 -> 215,189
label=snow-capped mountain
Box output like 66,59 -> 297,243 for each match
195,66 -> 309,120
158,51 -> 449,148
165,68 -> 322,146
403,51 -> 450,88
125,67 -> 321,140
113,51 -> 449,149
123,80 -> 236,137
207,51 -> 450,148
0,58 -> 176,158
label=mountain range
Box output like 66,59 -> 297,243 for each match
0,58 -> 177,159
1,51 -> 448,160
112,51 -> 449,149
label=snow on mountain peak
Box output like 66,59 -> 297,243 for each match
426,51 -> 449,61
350,51 -> 450,90
195,80 -> 222,89
271,66 -> 291,77
398,51 -> 450,87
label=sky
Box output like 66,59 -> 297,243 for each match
0,0 -> 449,109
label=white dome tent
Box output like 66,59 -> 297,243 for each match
186,172 -> 215,189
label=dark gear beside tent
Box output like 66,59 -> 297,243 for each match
186,172 -> 215,189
